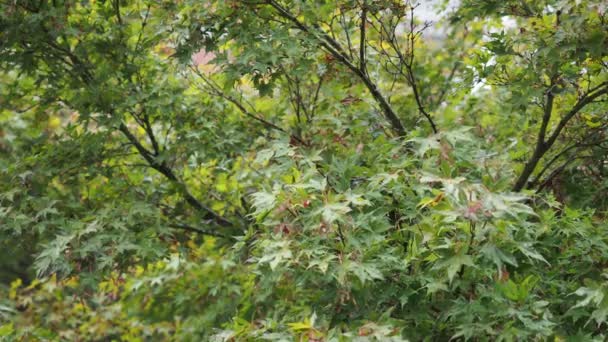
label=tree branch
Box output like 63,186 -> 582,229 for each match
433,60 -> 460,108
530,133 -> 608,188
513,82 -> 608,191
117,122 -> 234,228
512,84 -> 555,191
359,1 -> 367,73
168,223 -> 234,239
535,155 -> 586,194
368,6 -> 437,133
544,83 -> 608,149
142,113 -> 160,155
264,0 -> 406,137
189,65 -> 306,145
310,74 -> 324,116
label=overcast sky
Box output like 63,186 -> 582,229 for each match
416,0 -> 460,22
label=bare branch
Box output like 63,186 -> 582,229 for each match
513,81 -> 608,191
168,223 -> 234,240
131,4 -> 151,64
535,155 -> 587,194
531,134 -> 608,188
340,12 -> 355,60
359,1 -> 367,73
544,83 -> 608,149
368,5 -> 437,133
189,66 -> 305,144
264,0 -> 407,137
512,82 -> 556,191
117,121 -> 234,227
142,113 -> 160,155
310,73 -> 325,117
434,61 -> 460,108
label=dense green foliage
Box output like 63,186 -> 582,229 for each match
1,0 -> 607,340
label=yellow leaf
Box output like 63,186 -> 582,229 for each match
48,116 -> 62,129
9,278 -> 22,299
215,174 -> 229,192
64,276 -> 79,288
135,265 -> 145,276
417,192 -> 445,209
287,320 -> 312,332
212,201 -> 225,213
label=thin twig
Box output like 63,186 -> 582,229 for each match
168,223 -> 234,239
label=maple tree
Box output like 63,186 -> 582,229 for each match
1,0 -> 607,340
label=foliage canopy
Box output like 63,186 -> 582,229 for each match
1,0 -> 608,340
